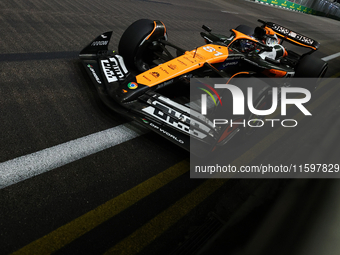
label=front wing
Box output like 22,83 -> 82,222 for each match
79,32 -> 217,155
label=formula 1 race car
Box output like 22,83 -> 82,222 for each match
79,19 -> 327,156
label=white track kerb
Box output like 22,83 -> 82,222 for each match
0,123 -> 147,189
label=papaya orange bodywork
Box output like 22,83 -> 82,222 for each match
136,44 -> 229,87
145,21 -> 157,41
229,29 -> 259,45
227,72 -> 250,84
136,30 -> 262,87
262,69 -> 287,77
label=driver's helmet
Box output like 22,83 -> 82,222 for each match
264,33 -> 279,46
240,39 -> 255,52
254,26 -> 280,46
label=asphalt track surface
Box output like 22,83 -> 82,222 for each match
1,0 -> 340,254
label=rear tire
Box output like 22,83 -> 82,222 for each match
295,54 -> 328,78
294,54 -> 328,91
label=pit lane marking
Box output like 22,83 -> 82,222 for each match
0,122 -> 148,189
322,52 -> 340,61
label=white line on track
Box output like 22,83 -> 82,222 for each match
322,52 -> 340,62
0,122 -> 148,189
1,51 -> 339,190
221,11 -> 239,14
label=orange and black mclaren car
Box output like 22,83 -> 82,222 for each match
79,19 -> 327,155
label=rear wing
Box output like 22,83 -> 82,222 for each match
258,20 -> 319,51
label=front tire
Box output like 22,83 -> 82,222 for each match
118,19 -> 167,72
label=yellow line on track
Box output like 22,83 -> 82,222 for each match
104,178 -> 227,255
11,160 -> 189,255
12,76 -> 340,255
104,77 -> 340,255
